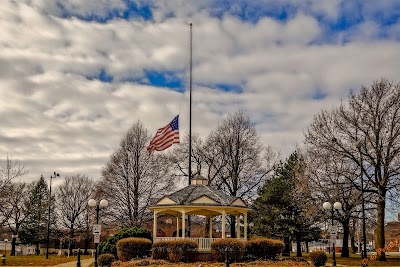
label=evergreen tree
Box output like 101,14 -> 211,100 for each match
19,175 -> 52,254
251,152 -> 321,257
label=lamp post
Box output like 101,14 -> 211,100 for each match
323,201 -> 342,267
88,199 -> 108,267
357,142 -> 368,265
46,172 -> 59,259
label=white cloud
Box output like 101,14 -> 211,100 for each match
0,0 -> 399,185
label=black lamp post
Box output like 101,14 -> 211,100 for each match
46,172 -> 59,259
357,142 -> 368,265
323,201 -> 342,267
88,199 -> 108,267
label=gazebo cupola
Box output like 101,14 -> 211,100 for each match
191,175 -> 208,185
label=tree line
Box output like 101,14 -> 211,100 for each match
0,79 -> 399,261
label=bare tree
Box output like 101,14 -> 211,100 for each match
207,111 -> 277,200
207,111 -> 278,237
167,133 -> 223,185
0,182 -> 31,255
0,155 -> 28,226
56,174 -> 94,254
305,147 -> 365,257
304,79 -> 400,260
100,120 -> 174,227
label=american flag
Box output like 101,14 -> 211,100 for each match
147,115 -> 180,152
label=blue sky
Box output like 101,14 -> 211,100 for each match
0,0 -> 400,219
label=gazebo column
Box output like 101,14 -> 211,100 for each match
244,212 -> 248,240
181,210 -> 186,238
222,210 -> 226,238
153,211 -> 158,240
236,215 -> 240,238
176,215 -> 180,237
209,215 -> 213,238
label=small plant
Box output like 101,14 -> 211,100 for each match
98,253 -> 116,267
167,239 -> 197,263
211,238 -> 246,262
245,237 -> 284,260
152,241 -> 169,260
98,227 -> 152,257
116,237 -> 152,261
310,251 -> 327,267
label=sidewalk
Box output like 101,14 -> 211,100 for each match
13,258 -> 94,267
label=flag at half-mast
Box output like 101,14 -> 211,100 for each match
147,115 -> 180,152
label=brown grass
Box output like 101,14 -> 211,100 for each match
110,254 -> 400,267
1,254 -> 92,266
303,253 -> 400,266
113,259 -> 309,267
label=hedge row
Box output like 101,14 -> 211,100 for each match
246,237 -> 284,260
152,239 -> 197,263
152,237 -> 283,263
98,227 -> 152,257
116,238 -> 152,261
114,237 -> 285,263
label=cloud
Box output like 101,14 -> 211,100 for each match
0,0 -> 399,185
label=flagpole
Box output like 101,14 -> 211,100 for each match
189,22 -> 192,186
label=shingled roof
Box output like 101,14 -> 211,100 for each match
153,184 -> 248,208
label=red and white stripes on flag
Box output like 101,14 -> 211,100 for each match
147,115 -> 180,152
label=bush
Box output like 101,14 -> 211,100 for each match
98,227 -> 152,257
98,253 -> 116,267
211,238 -> 246,262
152,241 -> 169,260
116,237 -> 152,261
167,239 -> 197,263
245,237 -> 284,260
310,251 -> 327,267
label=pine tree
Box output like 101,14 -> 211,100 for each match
251,152 -> 321,256
19,175 -> 52,254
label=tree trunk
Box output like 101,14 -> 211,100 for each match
296,232 -> 302,257
282,236 -> 290,256
350,234 -> 356,254
11,236 -> 16,256
84,237 -> 89,255
376,190 -> 386,261
69,226 -> 74,255
306,242 -> 309,253
341,220 -> 350,257
36,242 -> 40,255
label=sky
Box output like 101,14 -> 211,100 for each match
1,0 -> 400,218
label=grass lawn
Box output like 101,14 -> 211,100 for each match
111,254 -> 400,267
7,253 -> 396,267
301,253 -> 400,266
2,254 -> 92,266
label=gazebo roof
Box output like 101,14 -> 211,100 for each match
151,184 -> 248,208
170,185 -> 236,205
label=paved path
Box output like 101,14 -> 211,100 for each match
13,258 -> 94,267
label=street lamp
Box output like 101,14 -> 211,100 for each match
88,199 -> 108,267
323,201 -> 342,267
46,172 -> 59,259
356,142 -> 368,265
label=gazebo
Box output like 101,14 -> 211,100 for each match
148,175 -> 251,251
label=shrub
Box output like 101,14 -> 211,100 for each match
152,241 -> 169,260
245,237 -> 284,260
116,237 -> 152,261
98,227 -> 152,257
211,238 -> 246,262
310,251 -> 327,267
167,239 -> 197,263
98,253 -> 116,267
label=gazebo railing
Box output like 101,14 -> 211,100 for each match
153,237 -> 247,251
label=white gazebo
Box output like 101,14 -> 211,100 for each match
148,175 -> 251,251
